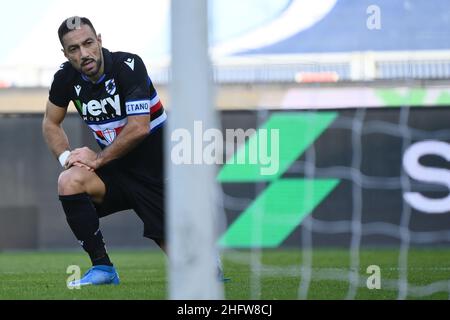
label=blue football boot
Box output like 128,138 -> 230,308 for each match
68,265 -> 120,288
217,257 -> 230,283
218,266 -> 231,283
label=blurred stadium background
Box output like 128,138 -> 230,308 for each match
1,0 -> 450,299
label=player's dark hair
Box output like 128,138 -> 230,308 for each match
58,16 -> 97,47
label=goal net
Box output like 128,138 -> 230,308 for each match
217,102 -> 450,300
168,0 -> 450,300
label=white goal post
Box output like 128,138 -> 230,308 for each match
168,0 -> 224,300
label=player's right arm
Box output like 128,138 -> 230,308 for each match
43,100 -> 92,171
42,99 -> 70,159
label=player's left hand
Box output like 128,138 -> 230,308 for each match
65,147 -> 99,171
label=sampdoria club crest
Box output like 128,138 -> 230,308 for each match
105,79 -> 117,95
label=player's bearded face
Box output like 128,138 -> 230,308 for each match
63,24 -> 103,79
80,54 -> 102,77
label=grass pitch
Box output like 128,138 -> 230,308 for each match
0,248 -> 449,300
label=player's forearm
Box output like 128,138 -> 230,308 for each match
42,119 -> 70,158
95,122 -> 149,167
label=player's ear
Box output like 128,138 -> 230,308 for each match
97,33 -> 102,45
62,48 -> 68,59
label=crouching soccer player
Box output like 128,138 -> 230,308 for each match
43,16 -> 227,287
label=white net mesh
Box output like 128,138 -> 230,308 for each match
219,105 -> 450,299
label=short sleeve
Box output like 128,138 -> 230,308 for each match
118,54 -> 157,116
48,66 -> 71,108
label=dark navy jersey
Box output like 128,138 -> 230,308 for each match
49,48 -> 166,149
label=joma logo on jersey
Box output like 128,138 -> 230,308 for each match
81,95 -> 121,118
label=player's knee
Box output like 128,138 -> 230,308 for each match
58,167 -> 89,195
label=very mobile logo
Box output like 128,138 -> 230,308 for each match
75,95 -> 122,121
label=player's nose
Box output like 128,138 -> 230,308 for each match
80,46 -> 90,60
